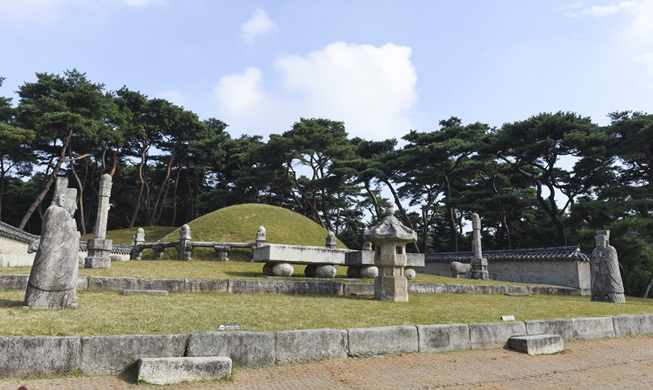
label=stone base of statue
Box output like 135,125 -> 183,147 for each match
374,272 -> 408,302
470,257 -> 489,280
23,288 -> 78,309
84,238 -> 112,269
592,292 -> 626,303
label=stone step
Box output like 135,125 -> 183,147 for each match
137,356 -> 232,385
122,289 -> 168,296
509,334 -> 564,355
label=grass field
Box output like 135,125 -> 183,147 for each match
1,289 -> 652,336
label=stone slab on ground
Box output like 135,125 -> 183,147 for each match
507,285 -> 531,295
447,284 -> 476,294
612,315 -> 642,337
528,286 -> 581,296
80,334 -> 187,375
469,321 -> 526,349
475,285 -> 509,294
137,356 -> 232,385
0,336 -> 80,378
408,283 -> 447,293
347,325 -> 418,357
638,314 -> 653,335
138,278 -> 185,292
572,317 -> 615,340
275,328 -> 348,364
186,331 -> 275,367
228,280 -> 343,295
509,334 -> 564,355
87,276 -> 138,291
525,318 -> 574,341
0,274 -> 28,290
417,324 -> 470,353
344,283 -> 374,295
184,279 -> 229,292
122,289 -> 168,296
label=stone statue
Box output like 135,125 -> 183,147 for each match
24,177 -> 80,308
591,230 -> 626,303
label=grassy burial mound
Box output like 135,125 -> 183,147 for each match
158,203 -> 347,261
81,226 -> 176,245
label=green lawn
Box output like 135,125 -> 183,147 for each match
1,290 -> 652,336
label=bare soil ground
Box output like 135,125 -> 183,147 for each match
2,336 -> 653,390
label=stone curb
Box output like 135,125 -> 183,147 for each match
2,314 -> 653,378
0,275 -> 583,296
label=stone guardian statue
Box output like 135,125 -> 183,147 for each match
590,230 -> 626,303
24,177 -> 80,308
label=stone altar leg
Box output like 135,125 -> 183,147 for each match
316,265 -> 337,278
347,266 -> 361,278
360,266 -> 378,279
273,263 -> 293,277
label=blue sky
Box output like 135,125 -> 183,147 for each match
1,0 -> 652,142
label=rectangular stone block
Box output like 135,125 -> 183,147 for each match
528,286 -> 580,296
469,322 -> 526,349
347,325 -> 418,357
612,315 -> 642,337
447,284 -> 475,294
184,279 -> 229,292
87,276 -> 138,291
638,314 -> 653,335
509,334 -> 564,355
228,280 -> 343,295
508,286 -> 530,295
572,317 -> 615,340
80,334 -> 187,375
275,329 -> 348,364
408,283 -> 447,294
138,356 -> 232,385
122,290 -> 168,296
475,285 -> 509,294
186,331 -> 275,367
344,283 -> 374,296
0,274 -> 28,290
418,324 -> 470,353
76,276 -> 88,290
525,318 -> 574,341
138,278 -> 185,292
0,336 -> 80,378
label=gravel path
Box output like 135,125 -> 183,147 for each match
2,336 -> 653,390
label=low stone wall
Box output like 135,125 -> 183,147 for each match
2,314 -> 653,379
423,260 -> 590,294
0,275 -> 583,297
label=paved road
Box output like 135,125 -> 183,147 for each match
2,336 -> 653,389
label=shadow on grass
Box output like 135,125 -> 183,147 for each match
0,299 -> 23,308
223,271 -> 263,278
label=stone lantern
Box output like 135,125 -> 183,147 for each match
363,202 -> 417,302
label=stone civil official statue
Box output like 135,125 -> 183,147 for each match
24,178 -> 80,308
590,230 -> 626,303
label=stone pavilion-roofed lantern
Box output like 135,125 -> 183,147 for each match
363,202 -> 417,302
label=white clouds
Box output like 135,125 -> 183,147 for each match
562,1 -> 638,17
213,42 -> 418,140
241,8 -> 277,43
214,67 -> 270,117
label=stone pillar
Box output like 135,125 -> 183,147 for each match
177,224 -> 192,260
325,230 -> 337,249
85,174 -> 113,269
130,228 -> 145,260
470,213 -> 489,280
256,226 -> 266,247
363,202 -> 417,302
